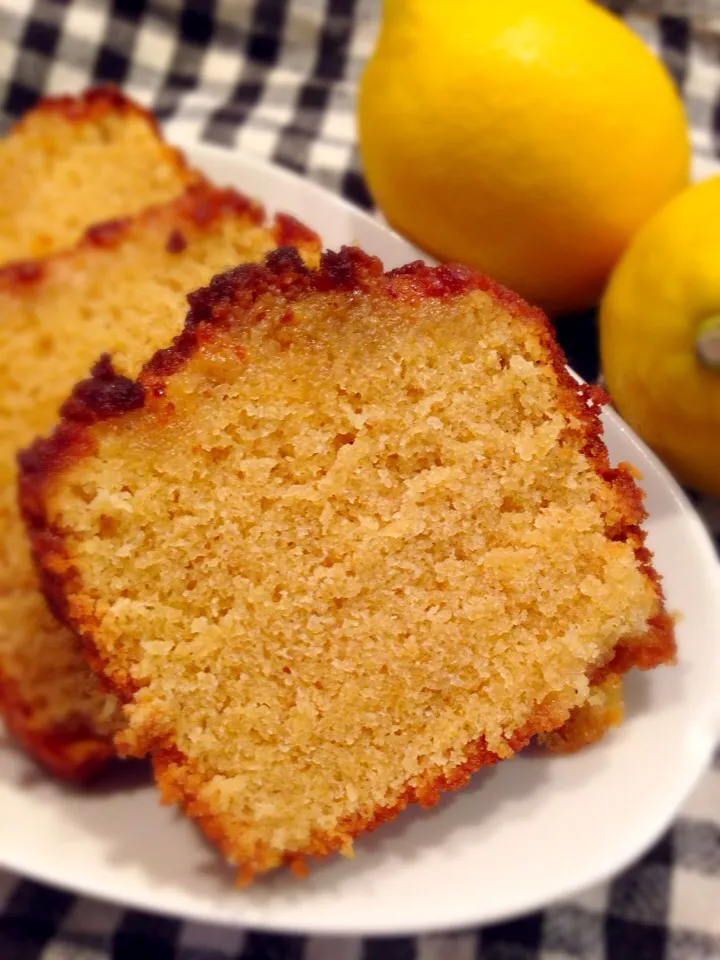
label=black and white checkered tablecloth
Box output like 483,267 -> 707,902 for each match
0,2 -> 718,958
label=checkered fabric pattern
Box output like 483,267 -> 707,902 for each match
0,1 -> 718,958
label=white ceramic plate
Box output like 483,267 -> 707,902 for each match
1,142 -> 719,937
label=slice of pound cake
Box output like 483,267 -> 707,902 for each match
0,87 -> 200,264
20,247 -> 675,876
0,187 -> 320,780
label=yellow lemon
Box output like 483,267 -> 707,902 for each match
358,0 -> 690,315
600,176 -> 720,496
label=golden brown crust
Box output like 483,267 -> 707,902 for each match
19,247 -> 675,877
272,212 -> 325,249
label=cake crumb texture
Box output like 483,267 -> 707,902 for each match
0,188 -> 320,779
0,86 -> 202,264
21,247 -> 674,868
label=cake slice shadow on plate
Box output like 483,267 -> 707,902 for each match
12,750 -> 152,794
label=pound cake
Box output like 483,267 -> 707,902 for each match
0,187 -> 320,779
20,247 -> 675,877
0,87 -> 200,264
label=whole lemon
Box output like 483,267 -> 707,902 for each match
358,0 -> 690,315
600,176 -> 720,496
